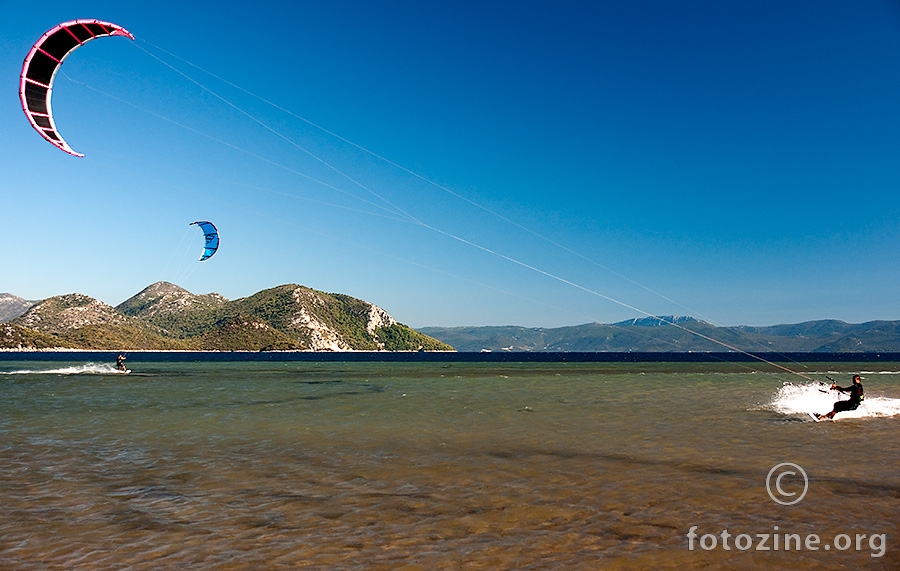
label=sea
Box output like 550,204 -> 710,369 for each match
1,352 -> 898,570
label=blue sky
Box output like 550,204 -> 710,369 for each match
2,1 -> 899,328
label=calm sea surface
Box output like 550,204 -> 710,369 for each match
1,357 -> 898,570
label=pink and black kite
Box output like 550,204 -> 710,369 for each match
20,19 -> 133,157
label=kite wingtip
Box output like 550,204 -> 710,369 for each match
111,28 -> 136,41
58,144 -> 85,158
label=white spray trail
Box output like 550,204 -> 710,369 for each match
1,363 -> 127,375
769,381 -> 900,420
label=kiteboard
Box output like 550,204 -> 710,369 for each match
807,412 -> 821,422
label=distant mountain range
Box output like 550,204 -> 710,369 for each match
0,282 -> 452,352
418,316 -> 900,352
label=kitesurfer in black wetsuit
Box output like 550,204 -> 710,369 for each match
816,374 -> 864,420
116,354 -> 127,372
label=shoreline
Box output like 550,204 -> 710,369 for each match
2,349 -> 900,363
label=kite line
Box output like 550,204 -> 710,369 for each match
128,39 -> 819,380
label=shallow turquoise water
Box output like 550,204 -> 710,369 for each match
1,360 -> 898,569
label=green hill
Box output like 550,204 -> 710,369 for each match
3,282 -> 453,352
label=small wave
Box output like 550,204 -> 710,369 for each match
1,363 -> 126,375
768,382 -> 900,420
856,370 -> 900,375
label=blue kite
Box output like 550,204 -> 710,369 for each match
190,221 -> 219,261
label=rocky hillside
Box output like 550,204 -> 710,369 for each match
17,293 -> 133,333
1,323 -> 62,350
9,293 -> 195,350
117,281 -> 228,320
0,294 -> 36,323
117,282 -> 229,339
3,282 -> 453,352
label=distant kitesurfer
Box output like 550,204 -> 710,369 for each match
116,354 -> 127,372
815,374 -> 864,420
